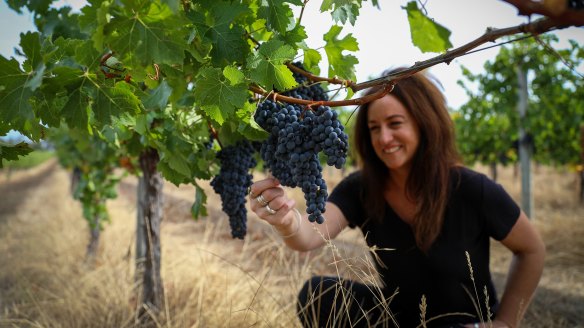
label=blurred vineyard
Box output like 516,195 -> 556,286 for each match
0,158 -> 582,327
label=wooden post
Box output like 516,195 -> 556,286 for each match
517,64 -> 533,219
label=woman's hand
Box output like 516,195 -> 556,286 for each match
463,320 -> 510,328
249,177 -> 297,230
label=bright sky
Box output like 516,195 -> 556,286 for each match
1,0 -> 583,110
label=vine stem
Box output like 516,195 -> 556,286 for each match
207,121 -> 223,149
250,16 -> 580,108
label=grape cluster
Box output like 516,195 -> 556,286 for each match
254,98 -> 349,224
210,141 -> 257,239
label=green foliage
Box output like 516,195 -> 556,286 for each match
0,0 -> 455,212
456,35 -> 584,167
0,147 -> 51,169
404,1 -> 452,53
49,125 -> 124,229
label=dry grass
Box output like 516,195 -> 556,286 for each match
0,162 -> 582,327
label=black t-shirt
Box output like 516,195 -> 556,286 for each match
328,167 -> 520,327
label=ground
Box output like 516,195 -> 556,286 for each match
0,160 -> 582,327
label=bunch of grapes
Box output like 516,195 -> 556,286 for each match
210,140 -> 257,239
253,64 -> 349,223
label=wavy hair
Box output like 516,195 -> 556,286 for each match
354,69 -> 461,252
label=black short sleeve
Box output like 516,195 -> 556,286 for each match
480,173 -> 521,240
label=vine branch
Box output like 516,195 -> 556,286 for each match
501,0 -> 584,26
250,16 -> 580,108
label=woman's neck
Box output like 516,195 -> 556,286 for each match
388,168 -> 410,193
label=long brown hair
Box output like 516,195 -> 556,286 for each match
354,69 -> 460,252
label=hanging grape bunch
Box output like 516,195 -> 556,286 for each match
254,62 -> 349,224
210,140 -> 258,239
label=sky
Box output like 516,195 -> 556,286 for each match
1,0 -> 583,110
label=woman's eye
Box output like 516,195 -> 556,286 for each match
368,126 -> 379,131
389,121 -> 402,127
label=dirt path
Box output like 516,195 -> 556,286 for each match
0,160 -> 58,221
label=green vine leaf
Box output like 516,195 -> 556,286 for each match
191,182 -> 208,219
193,67 -> 249,125
237,101 -> 270,140
331,4 -> 360,25
191,2 -> 250,66
0,141 -> 34,168
247,39 -> 297,91
258,0 -> 300,34
323,25 -> 359,80
106,2 -> 188,66
143,80 -> 173,110
404,1 -> 452,53
0,56 -> 35,123
91,82 -> 143,125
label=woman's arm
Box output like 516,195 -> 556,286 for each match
494,211 -> 546,327
249,177 -> 349,252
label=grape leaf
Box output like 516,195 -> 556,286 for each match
20,32 -> 46,91
91,82 -> 143,125
191,182 -> 208,219
191,2 -> 249,66
247,39 -> 297,91
279,25 -> 307,45
223,66 -> 245,85
320,0 -> 354,12
79,1 -> 110,51
106,2 -> 188,66
303,48 -> 322,75
162,0 -> 180,13
404,1 -> 452,53
0,141 -> 34,168
47,66 -> 90,129
323,25 -> 359,80
258,0 -> 300,34
237,101 -> 269,140
157,160 -> 187,185
0,56 -> 35,123
143,80 -> 173,110
331,3 -> 360,26
6,0 -> 52,15
193,67 -> 249,125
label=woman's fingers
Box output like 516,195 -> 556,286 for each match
260,198 -> 296,225
249,177 -> 296,226
249,177 -> 280,198
249,178 -> 283,211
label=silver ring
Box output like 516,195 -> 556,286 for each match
474,323 -> 479,328
256,194 -> 268,206
265,204 -> 277,215
248,188 -> 257,199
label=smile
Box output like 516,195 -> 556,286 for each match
383,146 -> 401,154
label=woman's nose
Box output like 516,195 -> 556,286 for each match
379,126 -> 393,144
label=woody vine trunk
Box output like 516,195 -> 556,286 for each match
137,148 -> 165,321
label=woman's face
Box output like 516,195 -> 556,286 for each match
367,94 -> 420,174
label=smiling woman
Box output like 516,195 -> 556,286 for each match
248,68 -> 546,327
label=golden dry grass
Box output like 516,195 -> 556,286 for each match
0,162 -> 582,327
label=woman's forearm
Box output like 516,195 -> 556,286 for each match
495,247 -> 545,327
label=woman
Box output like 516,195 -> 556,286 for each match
248,69 -> 545,327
